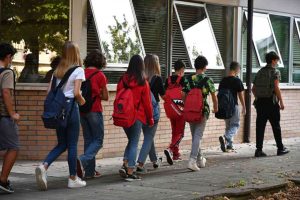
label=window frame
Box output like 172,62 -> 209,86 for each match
173,1 -> 225,70
89,0 -> 145,71
295,18 -> 300,40
245,11 -> 284,68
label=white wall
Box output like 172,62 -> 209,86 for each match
70,0 -> 87,58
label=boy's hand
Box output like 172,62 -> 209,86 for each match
242,107 -> 246,115
212,106 -> 218,113
11,113 -> 20,123
279,101 -> 285,110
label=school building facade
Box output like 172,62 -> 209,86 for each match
0,0 -> 300,160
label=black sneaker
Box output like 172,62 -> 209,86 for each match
277,147 -> 290,156
219,136 -> 226,152
136,166 -> 147,174
164,149 -> 173,165
0,180 -> 14,194
255,149 -> 267,157
125,173 -> 141,182
119,165 -> 128,178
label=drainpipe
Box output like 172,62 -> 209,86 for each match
167,0 -> 173,77
244,0 -> 254,143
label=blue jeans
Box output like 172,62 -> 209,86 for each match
224,105 -> 240,147
79,112 -> 104,177
44,99 -> 80,176
137,123 -> 158,165
123,120 -> 143,169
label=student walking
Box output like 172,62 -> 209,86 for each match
77,50 -> 108,179
217,62 -> 246,152
164,59 -> 186,165
113,55 -> 153,181
0,43 -> 19,193
136,54 -> 165,173
182,56 -> 218,171
35,41 -> 87,190
252,51 -> 289,157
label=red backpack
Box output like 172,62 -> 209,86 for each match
112,80 -> 136,128
183,77 -> 208,123
163,76 -> 184,120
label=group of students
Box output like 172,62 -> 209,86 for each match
0,41 -> 290,193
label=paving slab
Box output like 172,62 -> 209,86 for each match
0,137 -> 300,200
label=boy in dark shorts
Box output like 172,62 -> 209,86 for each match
0,43 -> 19,194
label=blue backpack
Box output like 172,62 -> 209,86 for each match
42,66 -> 79,129
150,76 -> 160,123
215,88 -> 235,119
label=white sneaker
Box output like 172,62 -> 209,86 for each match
68,176 -> 86,188
187,158 -> 200,171
197,156 -> 206,168
35,165 -> 47,191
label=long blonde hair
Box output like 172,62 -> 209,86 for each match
54,41 -> 82,79
144,54 -> 161,81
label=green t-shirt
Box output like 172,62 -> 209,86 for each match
182,74 -> 216,118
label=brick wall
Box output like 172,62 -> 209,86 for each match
9,86 -> 300,160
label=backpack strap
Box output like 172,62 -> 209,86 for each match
87,70 -> 100,80
175,76 -> 181,85
0,68 -> 17,113
150,75 -> 156,89
56,66 -> 80,89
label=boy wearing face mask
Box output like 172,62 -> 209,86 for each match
218,62 -> 246,152
252,51 -> 289,157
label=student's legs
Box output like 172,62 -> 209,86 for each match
0,117 -> 19,183
169,117 -> 185,157
256,102 -> 269,151
139,123 -> 158,164
224,105 -> 240,147
43,126 -> 67,167
66,104 -> 80,177
123,120 -> 143,174
0,150 -> 18,183
269,104 -> 284,150
80,112 -> 104,177
189,118 -> 207,160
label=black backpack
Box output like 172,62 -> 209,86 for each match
254,66 -> 275,98
215,88 -> 235,119
79,71 -> 100,113
0,68 -> 17,118
42,66 -> 79,129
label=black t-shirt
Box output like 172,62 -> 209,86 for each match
150,75 -> 165,102
218,76 -> 244,105
164,75 -> 185,89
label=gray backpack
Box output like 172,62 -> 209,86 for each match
254,66 -> 275,98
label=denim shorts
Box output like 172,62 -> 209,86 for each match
0,117 -> 19,151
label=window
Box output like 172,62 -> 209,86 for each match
0,0 -> 69,83
293,18 -> 300,83
246,12 -> 284,67
89,0 -> 144,68
174,2 -> 224,69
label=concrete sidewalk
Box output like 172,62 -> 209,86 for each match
1,137 -> 300,200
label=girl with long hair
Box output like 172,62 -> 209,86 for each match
117,55 -> 154,181
136,54 -> 165,173
35,41 -> 87,190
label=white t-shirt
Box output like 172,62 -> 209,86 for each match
55,67 -> 85,98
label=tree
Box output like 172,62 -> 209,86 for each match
0,0 -> 69,75
104,15 -> 141,63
